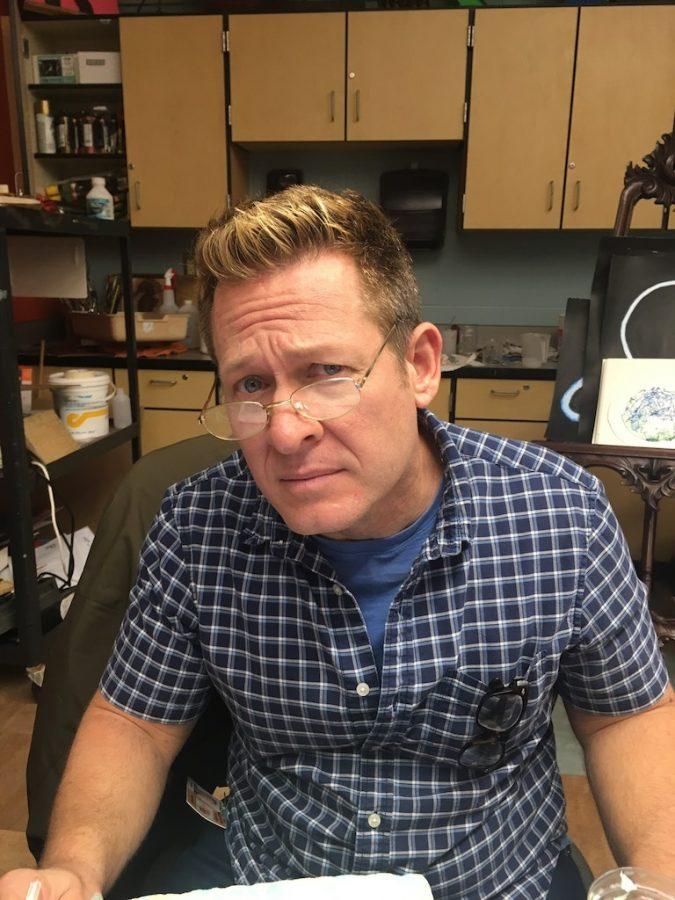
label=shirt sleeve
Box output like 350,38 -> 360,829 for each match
100,490 -> 210,723
557,485 -> 670,715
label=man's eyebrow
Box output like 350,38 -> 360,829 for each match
221,343 -> 353,377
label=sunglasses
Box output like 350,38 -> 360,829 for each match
458,677 -> 528,772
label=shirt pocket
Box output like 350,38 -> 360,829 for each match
401,653 -> 558,766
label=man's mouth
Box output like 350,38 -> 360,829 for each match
279,469 -> 343,486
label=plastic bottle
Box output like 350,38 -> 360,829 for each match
159,268 -> 179,314
86,176 -> 114,220
180,298 -> 200,349
111,386 -> 132,429
78,108 -> 95,154
55,109 -> 71,154
35,100 -> 56,154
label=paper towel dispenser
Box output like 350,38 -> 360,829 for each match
379,169 -> 449,250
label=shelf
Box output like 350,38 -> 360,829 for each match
34,153 -> 125,160
18,348 -> 216,372
46,422 -> 139,480
0,205 -> 129,236
28,82 -> 122,91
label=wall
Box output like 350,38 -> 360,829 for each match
89,146 -> 609,328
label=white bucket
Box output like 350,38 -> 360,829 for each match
48,369 -> 116,443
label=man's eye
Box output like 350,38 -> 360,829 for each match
236,375 -> 264,395
314,364 -> 344,377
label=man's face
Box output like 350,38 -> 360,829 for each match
211,251 -> 442,540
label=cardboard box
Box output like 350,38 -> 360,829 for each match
75,52 -> 121,85
32,54 -> 77,85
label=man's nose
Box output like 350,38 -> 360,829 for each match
265,401 -> 323,454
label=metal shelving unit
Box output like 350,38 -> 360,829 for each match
0,205 -> 140,667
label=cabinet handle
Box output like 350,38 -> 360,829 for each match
572,180 -> 580,211
134,180 -> 141,210
329,90 -> 335,123
149,378 -> 178,386
354,89 -> 360,123
546,180 -> 554,212
489,389 -> 520,399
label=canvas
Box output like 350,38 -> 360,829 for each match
592,358 -> 675,450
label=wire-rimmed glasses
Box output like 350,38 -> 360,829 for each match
199,323 -> 397,441
458,677 -> 528,772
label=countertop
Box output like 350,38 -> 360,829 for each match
19,348 -> 558,380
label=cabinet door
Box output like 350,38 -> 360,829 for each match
346,10 -> 467,142
427,378 -> 452,421
463,9 -> 576,229
564,7 -> 675,230
120,17 -> 228,228
229,14 -> 345,143
141,409 -> 206,455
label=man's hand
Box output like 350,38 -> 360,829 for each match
0,867 -> 101,900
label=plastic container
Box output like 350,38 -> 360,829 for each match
459,325 -> 476,355
86,176 -> 114,220
111,386 -> 132,429
587,867 -> 675,899
69,311 -> 189,343
180,298 -> 200,349
160,268 -> 179,314
48,369 -> 115,443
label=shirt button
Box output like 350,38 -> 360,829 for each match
356,682 -> 370,697
367,813 -> 381,829
332,584 -> 343,596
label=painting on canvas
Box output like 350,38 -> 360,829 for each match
592,358 -> 675,449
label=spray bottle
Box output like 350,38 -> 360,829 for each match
159,268 -> 179,314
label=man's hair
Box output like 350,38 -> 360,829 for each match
193,185 -> 421,361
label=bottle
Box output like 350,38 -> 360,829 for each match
78,109 -> 95,154
86,176 -> 114,220
55,109 -> 71,154
180,298 -> 200,349
92,106 -> 110,154
459,325 -> 477,356
159,268 -> 179,314
35,100 -> 56,154
111,386 -> 132,429
70,112 -> 81,154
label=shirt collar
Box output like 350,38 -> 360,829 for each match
242,408 -> 475,560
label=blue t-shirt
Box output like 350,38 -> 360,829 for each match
312,482 -> 444,674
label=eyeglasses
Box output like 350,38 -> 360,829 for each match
458,677 -> 528,772
199,323 -> 398,441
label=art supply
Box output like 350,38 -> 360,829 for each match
86,177 -> 114,220
35,100 -> 56,154
180,297 -> 200,349
48,369 -> 115,442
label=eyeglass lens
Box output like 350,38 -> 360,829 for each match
477,692 -> 524,732
458,684 -> 526,771
202,378 -> 361,440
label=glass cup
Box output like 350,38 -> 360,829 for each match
459,325 -> 476,356
587,867 -> 675,900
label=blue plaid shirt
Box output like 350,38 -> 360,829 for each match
101,411 -> 669,899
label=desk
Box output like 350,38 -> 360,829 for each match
542,441 -> 675,642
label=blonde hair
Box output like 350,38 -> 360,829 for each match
193,185 -> 421,360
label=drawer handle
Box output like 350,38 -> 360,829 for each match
490,389 -> 520,399
149,378 -> 178,386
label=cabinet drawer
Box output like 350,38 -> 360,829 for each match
456,419 -> 548,442
455,379 -> 553,421
116,369 -> 215,410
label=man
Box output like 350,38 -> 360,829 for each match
3,186 -> 673,900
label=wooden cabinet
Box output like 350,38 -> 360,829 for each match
229,10 -> 467,144
463,9 -> 576,229
562,6 -> 675,230
427,377 -> 452,421
120,16 -> 228,227
229,13 -> 345,143
115,368 -> 215,455
454,378 -> 554,441
346,11 -> 467,142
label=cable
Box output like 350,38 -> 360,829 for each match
31,460 -> 71,584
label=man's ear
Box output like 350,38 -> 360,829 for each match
405,323 -> 443,409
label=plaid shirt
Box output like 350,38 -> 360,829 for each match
101,410 -> 669,899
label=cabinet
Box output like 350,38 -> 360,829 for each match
115,368 -> 214,455
229,13 -> 345,144
120,16 -> 228,227
229,10 -> 467,144
463,9 -> 576,229
346,11 -> 467,142
428,377 -> 452,421
454,378 -> 554,441
563,7 -> 675,230
463,6 -> 675,230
